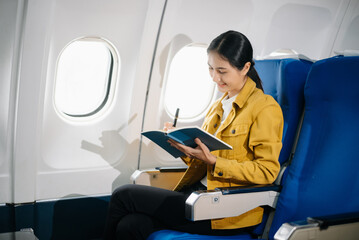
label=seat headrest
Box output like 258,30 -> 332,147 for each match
334,50 -> 359,57
305,56 -> 359,104
258,49 -> 315,62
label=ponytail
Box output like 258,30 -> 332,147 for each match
248,61 -> 263,91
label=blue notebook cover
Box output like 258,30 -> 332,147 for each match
141,126 -> 232,158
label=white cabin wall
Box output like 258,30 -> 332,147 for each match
332,0 -> 359,53
0,0 -> 26,204
37,0 -> 165,201
251,0 -> 352,60
8,0 -> 166,203
13,0 -> 57,204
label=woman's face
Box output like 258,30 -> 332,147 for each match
208,51 -> 250,98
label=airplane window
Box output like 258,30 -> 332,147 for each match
164,45 -> 215,119
54,38 -> 118,118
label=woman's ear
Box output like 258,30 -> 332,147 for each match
241,62 -> 251,76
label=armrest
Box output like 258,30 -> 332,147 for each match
0,229 -> 39,240
130,167 -> 187,190
274,212 -> 359,240
185,184 -> 281,221
155,166 -> 188,172
217,184 -> 281,194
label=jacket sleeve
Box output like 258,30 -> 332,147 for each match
213,103 -> 283,184
180,155 -> 193,165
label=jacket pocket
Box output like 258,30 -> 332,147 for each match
220,124 -> 249,160
221,124 -> 249,137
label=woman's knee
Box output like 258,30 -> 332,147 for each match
108,184 -> 135,212
111,184 -> 157,203
112,184 -> 147,196
112,184 -> 132,198
110,184 -> 152,210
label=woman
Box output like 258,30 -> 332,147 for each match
104,30 -> 283,240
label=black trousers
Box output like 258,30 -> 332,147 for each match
103,184 -> 251,240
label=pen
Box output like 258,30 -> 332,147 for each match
173,108 -> 180,127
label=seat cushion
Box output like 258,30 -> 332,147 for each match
148,230 -> 255,240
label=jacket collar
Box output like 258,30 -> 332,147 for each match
218,77 -> 257,109
211,78 -> 257,134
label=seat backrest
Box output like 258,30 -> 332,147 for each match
256,59 -> 312,166
269,56 -> 359,239
251,59 -> 312,235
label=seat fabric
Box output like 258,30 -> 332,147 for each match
147,230 -> 254,240
256,59 -> 312,166
268,56 -> 359,239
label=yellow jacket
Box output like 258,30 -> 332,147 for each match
173,78 -> 284,229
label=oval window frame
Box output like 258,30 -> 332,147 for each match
53,37 -> 120,121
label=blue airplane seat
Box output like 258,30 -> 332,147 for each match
256,59 -> 312,167
268,56 -> 359,239
147,58 -> 312,240
248,58 -> 312,235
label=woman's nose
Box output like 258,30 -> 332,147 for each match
212,72 -> 219,82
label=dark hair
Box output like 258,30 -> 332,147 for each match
207,30 -> 263,91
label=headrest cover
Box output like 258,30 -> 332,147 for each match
334,50 -> 359,56
258,49 -> 314,62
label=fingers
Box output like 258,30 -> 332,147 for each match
168,139 -> 188,151
195,138 -> 208,152
168,139 -> 194,157
167,138 -> 216,164
195,138 -> 217,165
163,122 -> 175,131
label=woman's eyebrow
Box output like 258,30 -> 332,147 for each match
207,63 -> 227,70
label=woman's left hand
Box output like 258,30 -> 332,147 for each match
167,138 -> 217,165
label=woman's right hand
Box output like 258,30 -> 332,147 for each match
163,122 -> 175,132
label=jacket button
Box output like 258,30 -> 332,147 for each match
231,129 -> 236,134
214,123 -> 217,128
218,172 -> 223,176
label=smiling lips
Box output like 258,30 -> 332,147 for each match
217,82 -> 227,88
